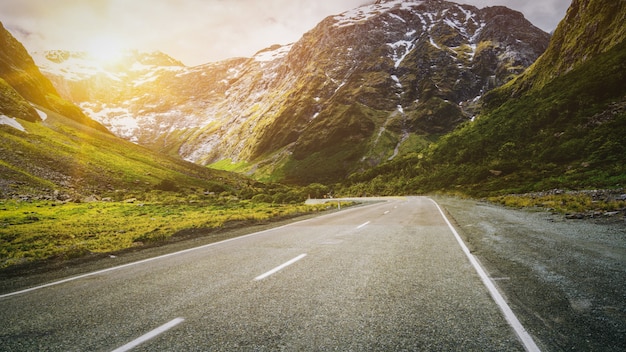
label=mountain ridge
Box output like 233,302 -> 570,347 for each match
0,22 -> 259,200
0,22 -> 109,132
341,0 -> 626,196
500,0 -> 626,95
32,0 -> 550,183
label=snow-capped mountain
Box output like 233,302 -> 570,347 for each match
0,22 -> 107,132
33,0 -> 550,183
32,50 -> 197,142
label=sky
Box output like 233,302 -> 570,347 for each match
0,0 -> 571,67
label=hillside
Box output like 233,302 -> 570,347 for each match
506,0 -> 626,94
32,0 -> 550,183
341,0 -> 626,196
0,23 -> 333,268
0,22 -> 108,132
0,22 -> 255,201
0,107 -> 254,200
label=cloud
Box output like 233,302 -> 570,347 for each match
0,0 -> 569,66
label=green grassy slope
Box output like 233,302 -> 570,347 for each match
0,106 -> 254,200
1,107 -> 340,268
423,38 -> 626,195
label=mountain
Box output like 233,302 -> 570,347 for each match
33,0 -> 550,184
0,22 -> 256,200
342,0 -> 626,196
0,22 -> 108,132
0,106 -> 256,200
506,0 -> 626,94
30,49 -> 199,143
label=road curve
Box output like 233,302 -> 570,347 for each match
0,197 -> 533,351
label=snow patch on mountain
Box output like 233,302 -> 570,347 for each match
31,51 -> 122,82
388,39 -> 416,68
34,107 -> 47,121
0,115 -> 26,132
254,44 -> 293,62
333,1 -> 425,27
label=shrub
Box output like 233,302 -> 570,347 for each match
154,178 -> 179,192
251,193 -> 273,203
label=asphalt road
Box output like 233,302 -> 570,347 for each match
0,197 -> 530,351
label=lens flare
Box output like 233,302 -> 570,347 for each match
85,35 -> 125,65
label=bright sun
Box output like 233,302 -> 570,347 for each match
85,35 -> 126,65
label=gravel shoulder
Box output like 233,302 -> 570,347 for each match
434,196 -> 626,351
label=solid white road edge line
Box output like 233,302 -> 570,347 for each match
356,221 -> 370,229
428,198 -> 541,352
254,253 -> 307,281
1,202 -> 385,299
111,317 -> 185,352
0,223 -> 287,298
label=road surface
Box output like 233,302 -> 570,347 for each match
0,197 -> 534,351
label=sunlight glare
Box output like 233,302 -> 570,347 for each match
85,35 -> 126,65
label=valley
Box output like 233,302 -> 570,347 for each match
32,0 -> 549,182
0,0 -> 623,270
0,0 -> 625,350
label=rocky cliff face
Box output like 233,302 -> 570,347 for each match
33,0 -> 550,183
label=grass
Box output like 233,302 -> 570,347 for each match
0,106 -> 254,199
208,158 -> 250,173
0,198 -> 334,268
487,192 -> 626,215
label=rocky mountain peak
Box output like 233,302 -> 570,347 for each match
35,49 -> 184,80
133,51 -> 185,67
32,1 -> 550,183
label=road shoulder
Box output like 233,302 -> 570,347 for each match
434,196 -> 626,351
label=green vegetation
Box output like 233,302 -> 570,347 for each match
0,106 -> 251,198
0,197 -> 332,268
338,37 -> 626,197
405,97 -> 466,134
0,104 -> 347,269
488,192 -> 626,215
513,0 -> 626,92
209,158 -> 250,173
0,78 -> 40,122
